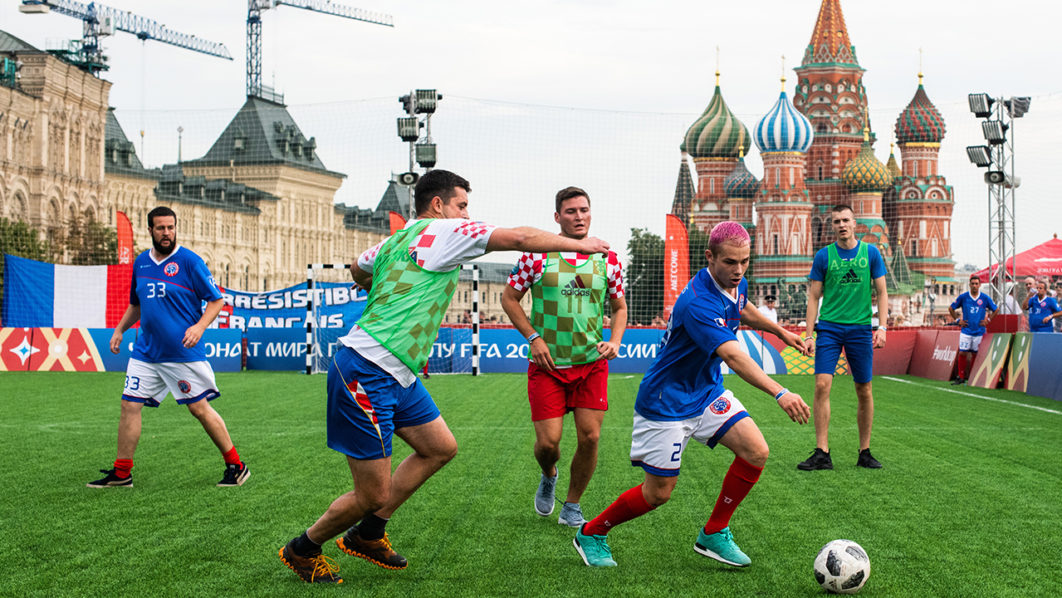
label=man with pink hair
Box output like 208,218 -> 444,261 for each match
572,221 -> 811,568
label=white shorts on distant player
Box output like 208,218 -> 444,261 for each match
123,358 -> 220,406
630,390 -> 748,475
958,332 -> 984,353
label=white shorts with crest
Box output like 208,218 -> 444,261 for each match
958,332 -> 984,352
122,358 -> 220,407
630,390 -> 748,477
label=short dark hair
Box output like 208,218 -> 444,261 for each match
765,295 -> 776,302
555,186 -> 590,213
414,170 -> 471,216
970,274 -> 981,281
147,206 -> 177,229
831,204 -> 854,215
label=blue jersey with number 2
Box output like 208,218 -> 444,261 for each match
130,246 -> 222,363
635,269 -> 747,421
950,292 -> 997,336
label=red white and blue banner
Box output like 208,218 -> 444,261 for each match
2,255 -> 132,328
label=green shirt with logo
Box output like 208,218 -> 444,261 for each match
820,241 -> 874,326
530,253 -> 607,365
356,220 -> 460,372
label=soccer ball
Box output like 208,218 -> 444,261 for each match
813,539 -> 870,594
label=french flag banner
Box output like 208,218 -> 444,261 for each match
2,254 -> 133,328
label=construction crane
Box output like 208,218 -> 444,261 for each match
246,0 -> 392,100
19,0 -> 233,75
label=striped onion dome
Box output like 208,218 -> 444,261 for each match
684,79 -> 751,159
754,81 -> 813,153
895,75 -> 946,143
724,154 -> 760,198
843,133 -> 891,192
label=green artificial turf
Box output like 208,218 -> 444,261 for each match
1,371 -> 1059,597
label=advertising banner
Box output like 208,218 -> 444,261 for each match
1026,333 -> 1062,401
663,214 -> 690,319
215,282 -> 366,333
968,333 -> 1011,389
1005,333 -> 1032,392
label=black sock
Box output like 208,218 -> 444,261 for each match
292,531 -> 322,556
357,514 -> 389,541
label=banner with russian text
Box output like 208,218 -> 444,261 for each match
663,214 -> 690,319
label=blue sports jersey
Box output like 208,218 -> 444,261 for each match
130,246 -> 222,362
808,241 -> 887,283
950,292 -> 997,336
635,269 -> 747,421
1027,295 -> 1061,332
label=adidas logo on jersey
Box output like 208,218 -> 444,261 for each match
561,276 -> 591,297
839,269 -> 862,285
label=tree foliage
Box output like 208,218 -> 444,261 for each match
624,227 -> 664,325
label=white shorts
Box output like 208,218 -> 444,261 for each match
630,390 -> 748,477
958,333 -> 984,352
123,358 -> 220,407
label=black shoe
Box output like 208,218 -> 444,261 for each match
87,468 -> 133,488
797,448 -> 833,471
336,529 -> 408,570
857,449 -> 882,469
217,462 -> 250,487
950,378 -> 965,385
279,539 -> 343,584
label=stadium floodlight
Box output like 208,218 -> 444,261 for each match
397,171 -> 419,186
981,120 -> 1008,144
968,93 -> 994,118
966,145 -> 992,167
414,89 -> 442,114
1004,96 -> 1032,118
415,142 -> 437,168
397,117 -> 420,142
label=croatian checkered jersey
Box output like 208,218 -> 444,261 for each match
357,218 -> 496,273
506,251 -> 624,299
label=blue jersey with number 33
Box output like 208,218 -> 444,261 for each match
130,246 -> 222,363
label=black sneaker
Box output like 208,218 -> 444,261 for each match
950,378 -> 965,386
797,448 -> 833,471
87,468 -> 133,488
336,529 -> 408,570
217,462 -> 250,487
857,449 -> 882,469
279,539 -> 343,584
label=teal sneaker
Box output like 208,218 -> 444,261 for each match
574,525 -> 617,567
535,473 -> 557,516
558,502 -> 586,528
694,527 -> 751,567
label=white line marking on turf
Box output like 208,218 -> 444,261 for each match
622,375 -> 635,379
881,376 -> 1062,415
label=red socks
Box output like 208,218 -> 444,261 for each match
222,446 -> 241,466
114,458 -> 133,479
957,353 -> 968,380
703,457 -> 763,535
584,484 -> 656,536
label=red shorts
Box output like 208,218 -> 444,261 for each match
528,359 -> 609,421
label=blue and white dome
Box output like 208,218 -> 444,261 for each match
754,85 -> 814,153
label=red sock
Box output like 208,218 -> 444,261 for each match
584,484 -> 655,536
956,353 -> 967,380
114,458 -> 133,478
703,457 -> 763,535
222,446 -> 241,466
964,353 -> 974,380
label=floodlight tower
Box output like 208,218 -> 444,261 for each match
246,0 -> 393,100
965,94 -> 1030,304
396,89 -> 443,219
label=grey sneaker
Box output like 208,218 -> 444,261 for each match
535,473 -> 557,516
558,502 -> 586,527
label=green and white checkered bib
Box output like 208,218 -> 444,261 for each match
530,253 -> 606,365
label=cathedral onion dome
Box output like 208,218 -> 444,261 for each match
843,129 -> 891,192
754,79 -> 813,153
724,152 -> 760,198
895,74 -> 946,143
886,143 -> 901,179
684,74 -> 752,159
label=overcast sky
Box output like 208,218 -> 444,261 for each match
3,0 -> 1060,271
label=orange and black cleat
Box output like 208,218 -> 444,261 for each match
279,539 -> 343,583
336,530 -> 408,570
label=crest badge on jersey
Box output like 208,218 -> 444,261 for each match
714,317 -> 727,328
709,396 -> 731,415
164,262 -> 180,277
977,299 -> 983,306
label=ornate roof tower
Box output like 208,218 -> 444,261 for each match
843,126 -> 890,247
895,74 -> 946,144
725,149 -> 759,230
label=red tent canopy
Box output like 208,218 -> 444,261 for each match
975,237 -> 1062,281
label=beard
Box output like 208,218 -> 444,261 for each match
152,234 -> 176,256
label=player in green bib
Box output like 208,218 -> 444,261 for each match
278,171 -> 611,583
799,205 -> 888,472
501,186 -> 628,528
